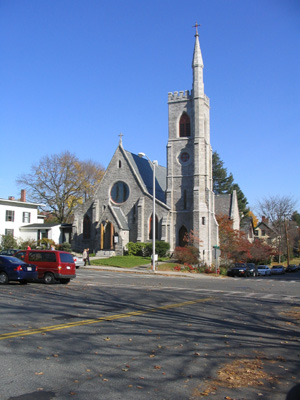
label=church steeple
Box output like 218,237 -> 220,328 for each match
192,23 -> 204,98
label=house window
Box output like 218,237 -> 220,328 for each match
261,230 -> 266,236
183,190 -> 187,210
202,217 -> 206,225
5,229 -> 14,236
119,160 -> 122,168
23,212 -> 31,223
5,210 -> 14,222
83,215 -> 91,239
179,113 -> 191,137
254,230 -> 258,236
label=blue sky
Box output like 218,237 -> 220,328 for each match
1,0 -> 299,213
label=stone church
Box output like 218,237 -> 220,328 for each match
72,29 -> 220,265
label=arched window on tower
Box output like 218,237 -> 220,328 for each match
83,215 -> 91,239
179,113 -> 191,137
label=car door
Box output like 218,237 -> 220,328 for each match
28,251 -> 45,279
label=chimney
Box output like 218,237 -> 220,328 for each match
8,196 -> 15,200
262,216 -> 269,224
21,189 -> 26,202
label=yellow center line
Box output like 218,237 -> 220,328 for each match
0,297 -> 212,340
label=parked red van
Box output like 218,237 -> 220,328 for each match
15,250 -> 76,284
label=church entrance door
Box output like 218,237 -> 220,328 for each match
101,221 -> 115,250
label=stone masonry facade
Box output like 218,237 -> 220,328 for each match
72,31 -> 219,265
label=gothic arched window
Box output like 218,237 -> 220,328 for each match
149,214 -> 158,240
179,113 -> 191,137
83,215 -> 91,239
178,226 -> 188,247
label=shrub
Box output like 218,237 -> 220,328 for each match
127,241 -> 170,258
58,242 -> 72,252
155,241 -> 170,257
127,242 -> 145,256
0,234 -> 18,250
38,238 -> 56,249
174,246 -> 199,265
19,239 -> 37,249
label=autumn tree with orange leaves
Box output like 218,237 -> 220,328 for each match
217,214 -> 251,264
217,214 -> 277,265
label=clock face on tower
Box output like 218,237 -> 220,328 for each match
179,151 -> 190,164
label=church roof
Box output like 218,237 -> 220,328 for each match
125,151 -> 167,203
111,206 -> 130,230
215,194 -> 233,217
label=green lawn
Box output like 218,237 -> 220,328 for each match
91,256 -> 300,272
91,256 -> 151,268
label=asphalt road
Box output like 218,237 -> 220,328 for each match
0,269 -> 299,400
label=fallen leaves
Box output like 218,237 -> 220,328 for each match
194,356 -> 279,398
280,307 -> 300,322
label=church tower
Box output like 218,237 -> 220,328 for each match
166,26 -> 219,265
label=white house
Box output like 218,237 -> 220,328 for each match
0,190 -> 45,240
19,223 -> 72,244
0,190 -> 72,245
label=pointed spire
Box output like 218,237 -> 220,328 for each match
192,22 -> 204,97
192,22 -> 203,68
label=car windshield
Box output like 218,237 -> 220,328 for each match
0,256 -> 26,265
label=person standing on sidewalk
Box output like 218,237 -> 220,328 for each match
83,249 -> 87,266
86,248 -> 91,265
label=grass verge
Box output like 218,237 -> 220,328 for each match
91,256 -> 151,268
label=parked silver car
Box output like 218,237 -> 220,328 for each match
257,265 -> 271,276
72,255 -> 85,269
271,265 -> 285,275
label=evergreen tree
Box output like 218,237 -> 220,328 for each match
212,151 -> 234,194
212,151 -> 249,218
292,211 -> 300,226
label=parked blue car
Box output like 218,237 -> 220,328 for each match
0,256 -> 38,284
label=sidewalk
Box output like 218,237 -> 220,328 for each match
82,262 -> 221,279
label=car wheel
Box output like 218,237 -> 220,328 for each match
0,272 -> 8,284
44,273 -> 55,284
60,278 -> 70,284
20,280 -> 28,285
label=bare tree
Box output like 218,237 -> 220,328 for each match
17,151 -> 104,223
257,195 -> 297,263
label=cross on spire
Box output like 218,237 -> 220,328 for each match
193,22 -> 201,37
118,132 -> 124,144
